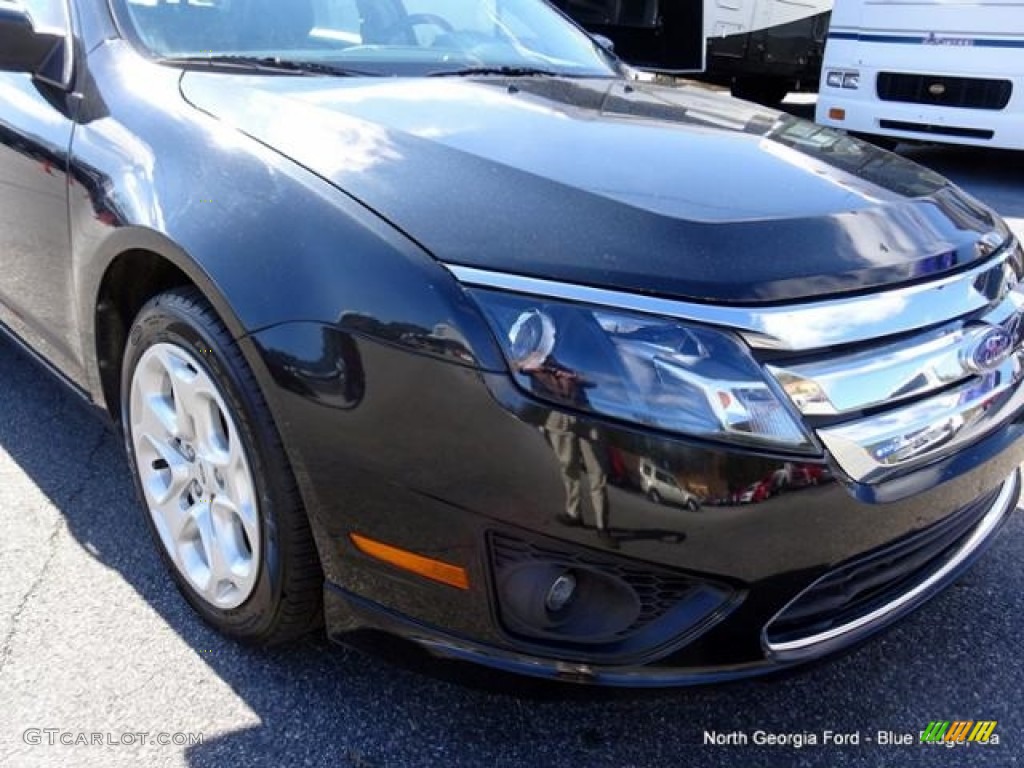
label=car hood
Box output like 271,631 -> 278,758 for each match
180,73 -> 1006,303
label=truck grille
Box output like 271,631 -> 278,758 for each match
764,485 -> 1002,649
877,72 -> 1012,111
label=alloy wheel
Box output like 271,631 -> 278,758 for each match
128,342 -> 260,609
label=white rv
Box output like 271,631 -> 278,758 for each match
816,0 -> 1024,149
552,0 -> 833,103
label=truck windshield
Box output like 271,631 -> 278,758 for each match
116,0 -> 619,78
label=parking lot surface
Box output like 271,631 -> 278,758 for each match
1,128 -> 1023,768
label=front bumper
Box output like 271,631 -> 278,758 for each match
250,324 -> 1024,685
320,468 -> 1019,687
816,74 -> 1024,150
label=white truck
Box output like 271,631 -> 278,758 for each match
816,0 -> 1024,149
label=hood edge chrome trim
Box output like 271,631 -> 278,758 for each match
446,239 -> 1019,351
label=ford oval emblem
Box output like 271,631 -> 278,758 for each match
967,327 -> 1014,373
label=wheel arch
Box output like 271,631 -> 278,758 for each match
86,228 -> 252,424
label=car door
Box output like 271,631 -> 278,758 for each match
0,0 -> 83,383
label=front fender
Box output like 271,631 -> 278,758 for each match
70,41 -> 503,406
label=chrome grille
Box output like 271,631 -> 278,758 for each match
877,72 -> 1012,111
764,238 -> 1024,483
765,474 -> 1018,656
768,322 -> 1022,416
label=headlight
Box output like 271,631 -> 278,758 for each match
825,70 -> 860,89
469,289 -> 815,452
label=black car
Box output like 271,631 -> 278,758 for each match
1,0 -> 1021,686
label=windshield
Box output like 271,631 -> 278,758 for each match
116,0 -> 618,77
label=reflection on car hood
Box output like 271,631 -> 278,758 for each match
180,74 -> 1005,303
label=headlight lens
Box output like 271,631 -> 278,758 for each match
470,289 -> 815,452
826,70 -> 860,89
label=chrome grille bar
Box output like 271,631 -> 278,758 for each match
817,352 -> 1024,483
765,471 -> 1019,657
768,292 -> 1024,417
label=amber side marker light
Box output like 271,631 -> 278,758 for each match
828,107 -> 846,121
350,533 -> 470,590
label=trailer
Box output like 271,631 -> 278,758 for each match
551,0 -> 832,103
705,0 -> 832,103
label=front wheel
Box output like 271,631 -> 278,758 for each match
121,288 -> 322,644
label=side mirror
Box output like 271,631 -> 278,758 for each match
592,33 -> 616,54
0,2 -> 66,77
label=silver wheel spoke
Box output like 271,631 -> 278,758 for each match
213,496 -> 257,579
149,469 -> 191,538
142,435 -> 190,506
193,502 -> 230,593
156,345 -> 215,442
207,430 -> 247,505
135,390 -> 181,443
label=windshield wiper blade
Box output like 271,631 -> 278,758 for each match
159,55 -> 378,77
426,65 -> 562,78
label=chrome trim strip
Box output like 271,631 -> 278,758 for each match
765,472 -> 1019,655
818,352 -> 1024,483
447,240 -> 1020,351
768,316 -> 1023,416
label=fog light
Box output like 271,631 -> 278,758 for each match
489,533 -> 737,655
545,572 -> 577,613
496,562 -> 641,643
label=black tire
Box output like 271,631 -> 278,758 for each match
686,499 -> 699,512
730,76 -> 791,106
648,489 -> 662,504
120,287 -> 323,645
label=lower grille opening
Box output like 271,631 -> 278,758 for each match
879,120 -> 994,140
765,486 -> 1003,649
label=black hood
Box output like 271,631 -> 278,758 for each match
181,74 -> 1006,304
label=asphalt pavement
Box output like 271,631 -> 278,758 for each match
2,119 -> 1023,768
